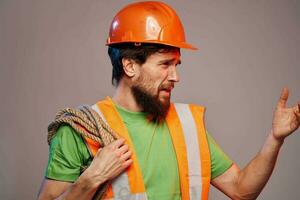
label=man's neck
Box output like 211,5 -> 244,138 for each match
112,83 -> 142,112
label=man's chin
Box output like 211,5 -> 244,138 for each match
159,99 -> 170,108
158,98 -> 170,116
158,96 -> 171,107
132,86 -> 170,119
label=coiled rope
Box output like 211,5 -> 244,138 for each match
47,105 -> 119,200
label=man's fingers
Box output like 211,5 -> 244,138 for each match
111,138 -> 126,149
293,102 -> 300,125
117,144 -> 129,155
296,103 -> 300,118
122,159 -> 133,168
295,112 -> 300,126
277,87 -> 289,108
120,150 -> 132,161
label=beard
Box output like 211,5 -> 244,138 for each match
131,85 -> 171,120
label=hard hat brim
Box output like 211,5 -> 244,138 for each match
106,40 -> 198,50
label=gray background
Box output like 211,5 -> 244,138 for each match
1,0 -> 299,199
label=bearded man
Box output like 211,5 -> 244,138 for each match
37,2 -> 300,200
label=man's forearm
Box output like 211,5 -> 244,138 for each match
54,171 -> 105,200
235,131 -> 283,200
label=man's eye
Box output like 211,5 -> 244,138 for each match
161,63 -> 170,67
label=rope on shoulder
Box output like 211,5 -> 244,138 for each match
47,105 -> 119,200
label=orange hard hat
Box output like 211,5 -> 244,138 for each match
106,1 -> 197,50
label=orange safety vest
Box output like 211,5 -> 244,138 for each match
83,97 -> 211,200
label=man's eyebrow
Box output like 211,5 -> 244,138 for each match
158,58 -> 182,65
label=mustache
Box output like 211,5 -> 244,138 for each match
159,83 -> 174,90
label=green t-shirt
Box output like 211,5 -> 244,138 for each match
45,105 -> 232,199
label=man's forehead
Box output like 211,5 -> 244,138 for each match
149,51 -> 181,63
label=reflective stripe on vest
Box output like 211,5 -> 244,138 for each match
175,103 -> 203,199
84,97 -> 211,200
90,103 -> 147,200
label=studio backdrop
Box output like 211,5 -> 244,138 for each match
0,0 -> 299,199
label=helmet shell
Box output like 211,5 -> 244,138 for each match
106,1 -> 197,50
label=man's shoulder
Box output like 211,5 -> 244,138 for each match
51,124 -> 83,144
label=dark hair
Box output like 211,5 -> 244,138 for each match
108,43 -> 180,86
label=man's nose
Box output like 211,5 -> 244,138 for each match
168,65 -> 180,82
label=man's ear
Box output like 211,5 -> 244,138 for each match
122,58 -> 137,78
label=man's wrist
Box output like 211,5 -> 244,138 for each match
269,130 -> 284,148
76,170 -> 106,191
